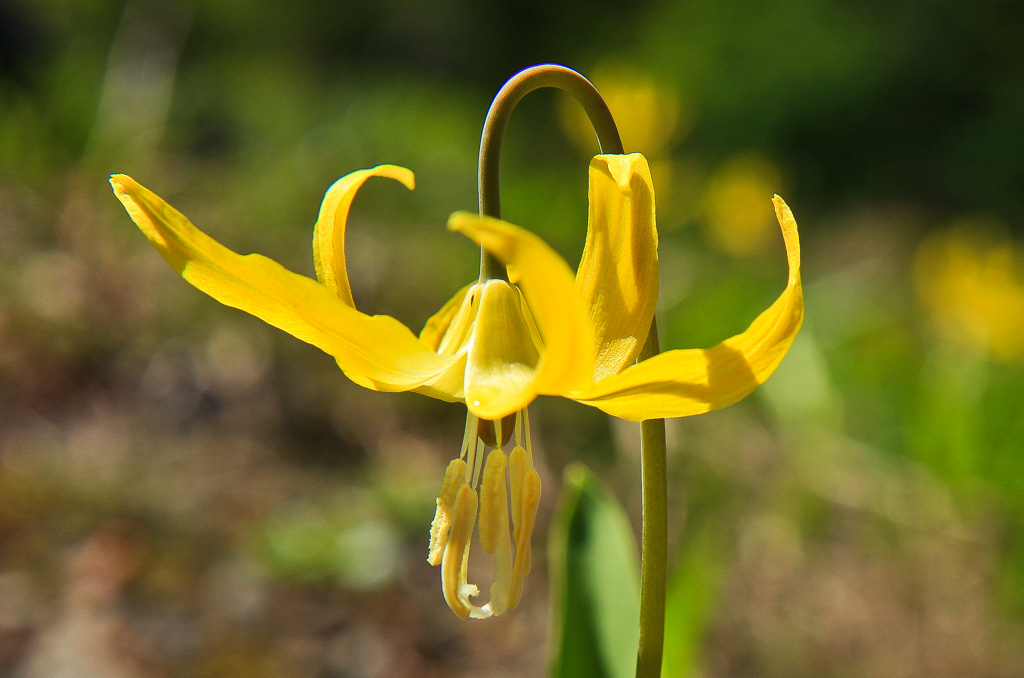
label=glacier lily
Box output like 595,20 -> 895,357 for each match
112,154 -> 800,623
110,66 -> 806,678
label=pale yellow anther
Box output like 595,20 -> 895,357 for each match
428,458 -> 468,566
479,449 -> 513,617
478,450 -> 509,554
508,466 -> 540,610
441,483 -> 478,619
508,445 -> 533,544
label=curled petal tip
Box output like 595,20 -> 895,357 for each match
772,194 -> 795,223
447,211 -> 476,233
370,164 -> 416,191
770,195 -> 801,278
109,173 -> 131,193
771,194 -> 789,214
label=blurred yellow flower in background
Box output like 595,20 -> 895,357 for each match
703,154 -> 783,257
558,64 -> 693,219
914,219 -> 1024,362
559,64 -> 688,158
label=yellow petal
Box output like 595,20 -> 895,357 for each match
461,279 -> 541,419
411,283 -> 478,403
312,165 -> 415,306
111,174 -> 456,392
449,213 -> 595,410
419,283 -> 473,351
572,196 -> 803,421
576,154 -> 659,381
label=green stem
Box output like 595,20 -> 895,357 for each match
475,64 -> 668,677
636,318 -> 667,678
477,64 -> 623,282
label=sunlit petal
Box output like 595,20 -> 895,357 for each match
312,165 -> 415,306
463,279 -> 541,419
576,153 -> 658,381
572,196 -> 802,421
449,212 -> 595,403
112,174 -> 456,392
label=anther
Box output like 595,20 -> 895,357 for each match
508,445 -> 532,544
428,458 -> 469,566
479,449 -> 513,617
509,465 -> 540,609
478,450 -> 509,554
441,483 -> 478,619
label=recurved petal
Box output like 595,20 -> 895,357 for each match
312,165 -> 415,306
449,213 -> 595,408
576,153 -> 659,381
111,174 -> 456,392
572,196 -> 803,421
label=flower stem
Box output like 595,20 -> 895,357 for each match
475,65 -> 669,676
636,318 -> 667,678
477,64 -> 623,282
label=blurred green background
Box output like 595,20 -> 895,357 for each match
2,0 -> 1024,676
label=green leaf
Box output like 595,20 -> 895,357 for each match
549,463 -> 640,678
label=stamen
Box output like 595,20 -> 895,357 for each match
428,458 -> 469,566
432,407 -> 538,618
441,483 -> 478,619
478,449 -> 513,617
509,466 -> 540,610
463,413 -> 482,486
471,437 -> 485,488
460,413 -> 478,460
478,450 -> 509,554
508,445 -> 533,544
524,407 -> 532,449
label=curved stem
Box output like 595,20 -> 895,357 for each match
477,64 -> 624,281
474,64 -> 668,677
635,318 -> 667,678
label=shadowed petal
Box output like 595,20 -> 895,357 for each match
111,174 -> 456,392
412,284 -> 478,403
419,283 -> 473,351
576,154 -> 658,381
312,165 -> 415,306
572,196 -> 802,421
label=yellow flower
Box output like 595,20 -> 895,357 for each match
704,154 -> 784,257
111,152 -> 802,619
559,65 -> 687,158
915,221 -> 1024,362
